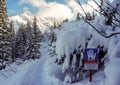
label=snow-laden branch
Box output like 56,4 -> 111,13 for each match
80,16 -> 120,38
85,1 -> 120,27
78,0 -> 120,38
93,0 -> 120,23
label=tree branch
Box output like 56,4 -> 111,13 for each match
78,0 -> 88,17
78,13 -> 120,38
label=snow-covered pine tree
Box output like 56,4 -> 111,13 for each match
49,30 -> 57,57
31,16 -> 42,59
26,17 -> 42,60
24,20 -> 33,60
15,24 -> 26,59
9,20 -> 15,61
0,0 -> 12,68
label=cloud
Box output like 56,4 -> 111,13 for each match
18,0 -> 98,20
23,7 -> 29,11
37,4 -> 72,19
19,0 -> 57,8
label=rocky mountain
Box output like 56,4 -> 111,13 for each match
9,10 -> 66,33
8,0 -> 98,33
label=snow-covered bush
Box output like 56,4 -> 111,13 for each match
55,21 -> 92,83
104,37 -> 120,85
48,30 -> 59,57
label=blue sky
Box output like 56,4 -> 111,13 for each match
7,0 -> 38,16
6,0 -> 85,16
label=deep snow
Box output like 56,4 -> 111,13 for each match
0,56 -> 105,85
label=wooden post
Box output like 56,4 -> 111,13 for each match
89,70 -> 92,82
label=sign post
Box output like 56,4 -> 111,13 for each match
90,70 -> 92,82
84,48 -> 98,82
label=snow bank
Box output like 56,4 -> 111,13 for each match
104,58 -> 120,85
43,56 -> 65,85
0,59 -> 36,85
103,37 -> 120,85
56,28 -> 91,73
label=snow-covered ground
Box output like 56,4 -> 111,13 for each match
0,56 -> 105,85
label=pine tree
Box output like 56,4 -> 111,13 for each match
0,0 -> 8,27
0,0 -> 12,68
15,24 -> 26,59
24,21 -> 33,60
10,21 -> 15,61
29,17 -> 42,59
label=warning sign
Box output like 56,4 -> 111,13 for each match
84,48 -> 98,70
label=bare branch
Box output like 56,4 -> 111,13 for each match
85,1 -> 119,24
85,1 -> 104,15
104,1 -> 120,22
113,16 -> 120,22
105,1 -> 120,15
77,0 -> 120,38
78,13 -> 120,38
78,0 -> 88,17
78,0 -> 96,20
112,22 -> 120,27
93,0 -> 107,15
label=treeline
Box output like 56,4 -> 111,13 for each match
14,17 -> 42,61
0,0 -> 42,70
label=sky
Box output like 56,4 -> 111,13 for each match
6,0 -> 85,16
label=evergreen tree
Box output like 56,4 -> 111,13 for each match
15,24 -> 26,59
0,0 -> 12,68
0,0 -> 7,27
24,21 -> 33,60
14,18 -> 42,60
10,20 -> 15,61
30,16 -> 42,59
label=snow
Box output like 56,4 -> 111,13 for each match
0,59 -> 105,85
103,37 -> 120,85
43,56 -> 65,85
0,56 -> 61,85
104,58 -> 120,85
56,28 -> 90,73
0,59 -> 36,85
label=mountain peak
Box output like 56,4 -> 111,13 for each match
21,10 -> 34,16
